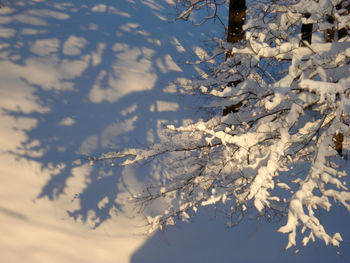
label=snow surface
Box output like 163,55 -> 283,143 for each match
1,0 -> 350,262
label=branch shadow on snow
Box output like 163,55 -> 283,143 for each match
130,206 -> 350,263
2,1 -> 350,262
1,0 -> 215,228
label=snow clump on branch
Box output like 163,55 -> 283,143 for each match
91,0 -> 350,250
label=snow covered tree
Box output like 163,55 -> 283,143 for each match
91,0 -> 350,250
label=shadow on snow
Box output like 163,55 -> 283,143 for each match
1,0 -> 217,227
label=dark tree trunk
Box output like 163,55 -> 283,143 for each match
325,15 -> 335,42
223,0 -> 246,115
223,102 -> 242,116
324,8 -> 345,156
337,1 -> 350,39
301,13 -> 313,45
227,0 -> 246,44
338,27 -> 349,39
334,133 -> 344,156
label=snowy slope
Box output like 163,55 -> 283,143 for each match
0,0 -> 349,262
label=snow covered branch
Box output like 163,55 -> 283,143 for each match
91,0 -> 350,250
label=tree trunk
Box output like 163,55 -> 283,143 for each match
325,15 -> 335,42
301,13 -> 312,45
223,0 -> 246,115
337,1 -> 350,39
324,11 -> 344,156
334,133 -> 344,156
227,0 -> 246,44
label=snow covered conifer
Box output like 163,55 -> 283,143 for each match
92,0 -> 350,250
